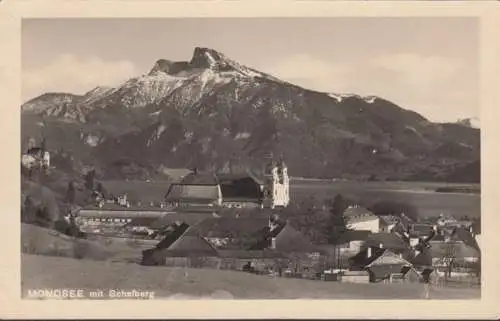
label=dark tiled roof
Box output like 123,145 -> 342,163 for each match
217,249 -> 285,259
410,224 -> 435,237
336,230 -> 372,244
364,233 -> 409,253
99,181 -> 169,203
349,247 -> 386,268
452,227 -> 480,252
149,212 -> 215,229
217,169 -> 264,186
248,224 -> 318,253
166,234 -> 218,256
179,172 -> 219,185
187,217 -> 270,239
165,184 -> 220,202
155,223 -> 190,249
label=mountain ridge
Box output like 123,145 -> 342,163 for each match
21,47 -> 480,182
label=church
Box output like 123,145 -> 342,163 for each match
164,158 -> 290,210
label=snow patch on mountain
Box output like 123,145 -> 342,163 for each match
328,93 -> 378,104
146,124 -> 167,147
235,132 -> 251,140
456,117 -> 480,129
81,86 -> 115,105
116,72 -> 187,108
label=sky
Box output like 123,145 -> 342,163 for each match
22,18 -> 479,123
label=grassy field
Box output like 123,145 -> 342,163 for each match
21,254 -> 480,300
101,179 -> 481,219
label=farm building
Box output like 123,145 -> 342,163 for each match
164,158 -> 290,210
348,247 -> 420,283
141,215 -> 321,275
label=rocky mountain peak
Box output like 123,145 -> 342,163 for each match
189,47 -> 227,69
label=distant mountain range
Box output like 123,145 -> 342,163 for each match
21,47 -> 480,183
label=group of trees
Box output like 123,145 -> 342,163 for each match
281,193 -> 353,245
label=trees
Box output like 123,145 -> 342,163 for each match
65,181 -> 76,205
84,168 -> 95,191
324,194 -> 350,244
282,195 -> 329,244
22,196 -> 36,224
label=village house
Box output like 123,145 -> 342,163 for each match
141,214 -> 321,276
332,230 -> 372,255
406,226 -> 481,281
379,215 -> 399,233
21,146 -> 50,170
343,206 -> 381,233
348,246 -> 420,283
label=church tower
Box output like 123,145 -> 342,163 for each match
262,154 -> 290,209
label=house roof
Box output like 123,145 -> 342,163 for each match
155,223 -> 190,249
249,223 -> 318,253
165,184 -> 221,202
217,249 -> 285,259
379,215 -> 399,226
149,212 -> 215,229
99,181 -> 169,203
179,172 -> 219,185
410,223 -> 435,237
336,230 -> 372,244
349,247 -> 386,267
366,250 -> 411,267
217,169 -> 264,186
364,233 -> 409,253
166,233 -> 218,256
429,241 -> 480,260
184,216 -> 316,253
452,227 -> 480,252
349,248 -> 411,278
346,214 -> 379,224
187,217 -> 270,239
343,206 -> 374,218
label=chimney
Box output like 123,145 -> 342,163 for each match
367,247 -> 372,258
379,243 -> 384,249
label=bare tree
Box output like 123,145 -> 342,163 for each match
442,242 -> 458,282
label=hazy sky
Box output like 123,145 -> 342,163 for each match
22,18 -> 479,123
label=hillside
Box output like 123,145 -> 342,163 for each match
21,47 -> 480,182
22,254 -> 479,300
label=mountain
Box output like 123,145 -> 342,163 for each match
21,47 -> 480,182
456,117 -> 480,129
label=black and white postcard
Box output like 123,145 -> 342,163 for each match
0,0 -> 499,319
